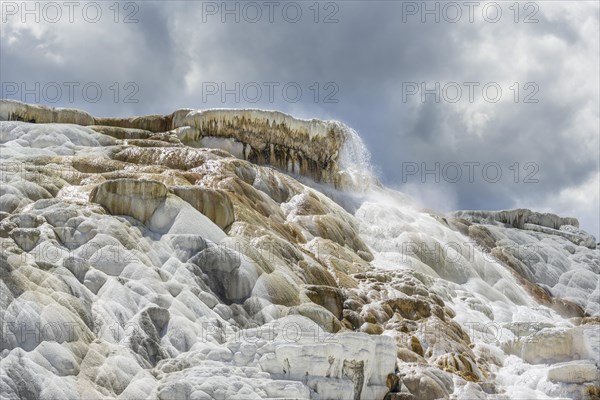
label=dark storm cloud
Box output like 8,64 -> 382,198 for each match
1,0 -> 598,236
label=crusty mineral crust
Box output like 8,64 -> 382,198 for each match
1,100 -> 347,186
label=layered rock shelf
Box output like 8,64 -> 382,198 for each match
1,100 -> 348,186
453,209 -> 580,230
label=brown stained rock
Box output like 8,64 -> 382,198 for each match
467,224 -> 496,253
302,285 -> 345,320
381,303 -> 395,319
384,298 -> 431,321
363,311 -> 378,324
177,109 -> 345,185
396,348 -> 427,364
491,247 -> 586,319
94,115 -> 173,133
579,316 -> 600,325
172,186 -> 235,230
462,217 -> 589,319
289,191 -> 328,216
309,237 -> 370,275
113,146 -> 217,172
122,139 -> 182,148
430,305 -> 446,321
435,352 -> 482,382
71,157 -> 130,176
386,373 -> 401,391
410,336 -> 424,357
89,179 -> 167,223
1,100 -> 95,125
585,384 -> 600,399
443,306 -> 456,319
359,322 -> 383,335
87,125 -> 154,140
309,215 -> 373,262
343,297 -> 365,312
401,367 -> 454,400
491,247 -> 535,283
293,303 -> 342,333
297,260 -> 338,287
386,316 -> 418,334
2,101 -> 376,190
446,217 -> 471,237
551,298 -> 586,319
341,319 -> 354,330
343,309 -> 364,330
253,271 -> 300,306
332,270 -> 360,289
368,306 -> 392,325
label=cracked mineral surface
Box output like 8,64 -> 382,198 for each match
1,100 -> 599,400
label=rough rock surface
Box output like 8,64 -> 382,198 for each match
1,100 -> 599,400
450,210 -> 600,315
1,100 -> 368,188
453,209 -> 580,231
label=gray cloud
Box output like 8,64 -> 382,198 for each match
1,0 -> 598,236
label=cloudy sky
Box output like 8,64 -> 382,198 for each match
2,1 -> 599,237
